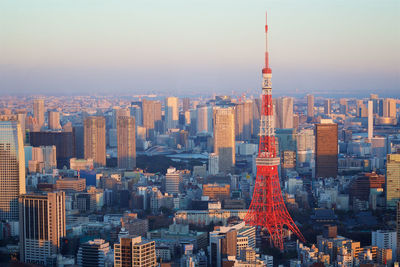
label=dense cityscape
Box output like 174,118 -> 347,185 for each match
1,2 -> 400,267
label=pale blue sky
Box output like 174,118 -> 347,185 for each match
0,0 -> 399,96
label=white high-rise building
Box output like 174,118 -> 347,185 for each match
372,230 -> 397,260
197,105 -> 213,134
0,115 -> 26,221
208,153 -> 219,175
368,100 -> 373,140
165,97 -> 179,130
275,97 -> 293,129
165,167 -> 182,194
297,129 -> 315,152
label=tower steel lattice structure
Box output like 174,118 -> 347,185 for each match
244,13 -> 306,251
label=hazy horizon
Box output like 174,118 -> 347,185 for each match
1,0 -> 399,96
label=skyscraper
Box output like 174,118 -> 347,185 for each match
112,107 -> 130,129
130,103 -> 142,127
165,97 -> 179,130
48,110 -> 61,130
368,100 -> 373,140
33,99 -> 45,129
307,94 -> 314,118
235,100 -> 253,141
324,99 -> 331,115
386,154 -> 400,208
196,105 -> 213,134
114,236 -> 156,267
0,115 -> 26,221
19,191 -> 66,266
339,98 -> 348,114
209,228 -> 237,267
182,97 -> 190,112
84,116 -> 106,167
357,100 -> 368,117
383,98 -> 397,118
213,107 -> 235,173
315,120 -> 338,178
370,94 -> 379,114
117,116 -> 136,169
16,110 -> 27,143
142,99 -> 162,138
275,97 -> 293,129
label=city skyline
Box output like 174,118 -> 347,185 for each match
0,2 -> 400,266
1,0 -> 399,96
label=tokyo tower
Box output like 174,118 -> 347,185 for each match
244,13 -> 306,251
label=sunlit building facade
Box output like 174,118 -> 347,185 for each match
0,115 -> 26,221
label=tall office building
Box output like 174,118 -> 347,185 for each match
130,103 -> 142,127
307,94 -> 314,118
84,116 -> 106,167
275,97 -> 293,129
182,97 -> 191,112
16,110 -> 27,143
324,99 -> 331,115
117,116 -> 136,169
19,192 -> 66,266
209,227 -> 237,267
368,100 -> 373,140
208,153 -> 219,175
112,107 -> 130,129
383,98 -> 397,118
315,120 -> 338,178
339,99 -> 348,114
372,230 -> 397,260
33,99 -> 45,129
77,239 -> 111,267
142,99 -> 162,138
252,98 -> 261,137
48,111 -> 61,130
235,100 -> 253,141
213,107 -> 235,173
357,100 -> 368,117
386,154 -> 400,208
0,115 -> 26,221
196,105 -> 213,134
114,236 -> 156,267
165,167 -> 183,194
297,129 -> 315,152
165,97 -> 179,130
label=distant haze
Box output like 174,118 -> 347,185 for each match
1,0 -> 399,97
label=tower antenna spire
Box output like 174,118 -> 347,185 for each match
263,12 -> 271,74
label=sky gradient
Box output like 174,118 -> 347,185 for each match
1,0 -> 399,97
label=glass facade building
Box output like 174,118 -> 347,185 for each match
0,115 -> 26,221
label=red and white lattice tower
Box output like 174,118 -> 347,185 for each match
244,13 -> 305,251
